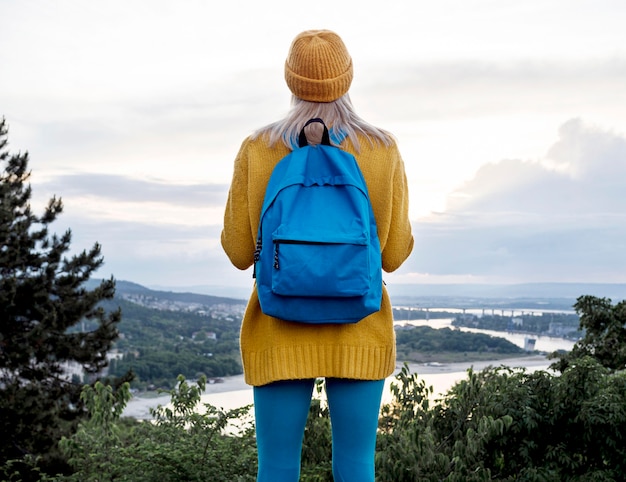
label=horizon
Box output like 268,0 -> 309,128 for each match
3,0 -> 626,289
113,278 -> 626,304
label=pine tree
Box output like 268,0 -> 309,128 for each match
0,118 -> 122,475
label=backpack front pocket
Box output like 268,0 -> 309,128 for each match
271,230 -> 370,298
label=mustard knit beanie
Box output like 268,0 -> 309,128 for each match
284,30 -> 353,103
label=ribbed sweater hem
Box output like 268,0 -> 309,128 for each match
242,344 -> 396,386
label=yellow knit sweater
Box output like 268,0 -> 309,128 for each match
221,134 -> 414,386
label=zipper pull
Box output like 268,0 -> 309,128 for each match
253,237 -> 262,278
273,243 -> 279,270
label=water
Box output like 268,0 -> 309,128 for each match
203,388 -> 254,410
125,314 -> 575,417
200,359 -> 555,412
200,318 -> 573,411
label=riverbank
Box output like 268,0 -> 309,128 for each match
122,354 -> 551,419
406,353 -> 551,374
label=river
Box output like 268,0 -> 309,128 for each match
201,318 -> 574,409
123,316 -> 575,419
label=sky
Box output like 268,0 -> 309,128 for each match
2,0 -> 626,296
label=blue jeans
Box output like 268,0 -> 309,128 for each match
253,377 -> 384,482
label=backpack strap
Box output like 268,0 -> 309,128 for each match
256,118 -> 334,280
298,118 -> 331,147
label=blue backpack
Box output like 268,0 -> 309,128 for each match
254,118 -> 382,324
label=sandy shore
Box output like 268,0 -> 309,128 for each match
123,375 -> 253,419
122,354 -> 551,419
404,354 -> 551,375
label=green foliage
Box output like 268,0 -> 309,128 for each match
0,118 -> 122,478
58,381 -> 132,479
376,359 -> 626,481
300,380 -> 333,481
57,376 -> 352,482
11,358 -> 624,481
377,364 -> 445,481
395,325 -> 525,364
57,375 -> 257,481
551,295 -> 626,372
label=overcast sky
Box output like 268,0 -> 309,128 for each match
2,0 -> 626,295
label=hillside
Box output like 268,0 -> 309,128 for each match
84,280 -> 247,389
89,279 -> 247,313
87,279 -> 538,389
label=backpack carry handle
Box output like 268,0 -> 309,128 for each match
298,118 -> 331,148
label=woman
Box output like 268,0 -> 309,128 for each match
221,29 -> 414,482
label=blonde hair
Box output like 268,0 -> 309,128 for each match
252,94 -> 394,153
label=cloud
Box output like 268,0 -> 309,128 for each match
37,173 -> 228,208
31,118 -> 626,289
51,212 -> 221,252
547,119 -> 626,181
405,119 -> 626,283
447,119 -> 626,215
47,212 -> 236,288
355,58 -> 626,122
4,0 -> 626,290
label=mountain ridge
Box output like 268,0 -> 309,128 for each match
87,279 -> 248,306
385,282 -> 626,300
93,279 -> 626,311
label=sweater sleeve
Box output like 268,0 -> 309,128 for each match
381,149 -> 414,273
221,138 -> 256,270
